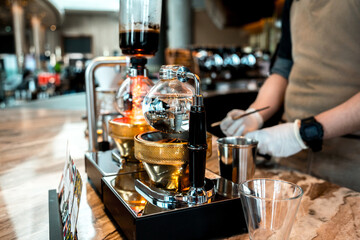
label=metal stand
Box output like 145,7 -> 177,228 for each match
85,56 -> 129,152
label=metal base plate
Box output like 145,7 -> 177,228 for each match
102,171 -> 247,240
85,150 -> 144,195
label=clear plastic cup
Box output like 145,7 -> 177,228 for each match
239,179 -> 303,240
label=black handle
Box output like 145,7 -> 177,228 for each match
189,147 -> 207,188
188,105 -> 207,188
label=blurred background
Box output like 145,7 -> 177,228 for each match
0,0 -> 285,109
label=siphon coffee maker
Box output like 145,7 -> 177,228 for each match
109,0 -> 163,163
85,0 -> 163,195
85,0 -> 248,238
100,65 -> 248,240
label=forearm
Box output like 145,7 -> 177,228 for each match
250,73 -> 288,122
316,92 -> 360,139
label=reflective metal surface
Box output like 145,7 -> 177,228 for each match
134,175 -> 215,209
109,117 -> 154,162
217,136 -> 258,184
187,186 -> 208,206
134,131 -> 212,192
113,171 -> 148,215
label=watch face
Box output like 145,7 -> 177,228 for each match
304,125 -> 319,139
300,117 -> 323,152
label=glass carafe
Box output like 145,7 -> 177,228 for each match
119,0 -> 162,57
142,65 -> 195,133
115,58 -> 154,123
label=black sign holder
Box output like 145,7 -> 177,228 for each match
48,189 -> 63,240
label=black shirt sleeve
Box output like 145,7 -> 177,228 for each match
277,0 -> 293,60
270,0 -> 294,79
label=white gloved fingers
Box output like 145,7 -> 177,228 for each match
220,109 -> 246,136
228,114 -> 260,136
246,130 -> 271,155
242,114 -> 260,135
220,108 -> 265,137
231,108 -> 263,135
246,122 -> 307,158
226,118 -> 245,136
220,116 -> 233,132
227,109 -> 245,118
233,124 -> 246,137
246,108 -> 264,129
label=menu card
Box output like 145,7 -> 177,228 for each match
58,153 -> 83,240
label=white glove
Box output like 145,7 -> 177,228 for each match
220,108 -> 263,137
245,120 -> 308,157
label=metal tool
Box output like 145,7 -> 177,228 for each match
210,106 -> 270,128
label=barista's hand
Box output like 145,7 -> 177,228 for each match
245,121 -> 308,157
220,108 -> 263,136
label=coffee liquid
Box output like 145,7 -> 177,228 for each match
120,29 -> 160,56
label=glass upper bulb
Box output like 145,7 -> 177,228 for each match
115,74 -> 154,123
142,65 -> 195,133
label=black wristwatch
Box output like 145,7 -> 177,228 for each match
299,116 -> 324,152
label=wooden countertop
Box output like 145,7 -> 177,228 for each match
0,95 -> 359,240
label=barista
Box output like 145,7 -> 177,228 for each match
220,0 -> 360,191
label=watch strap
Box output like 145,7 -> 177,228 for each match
300,116 -> 324,152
